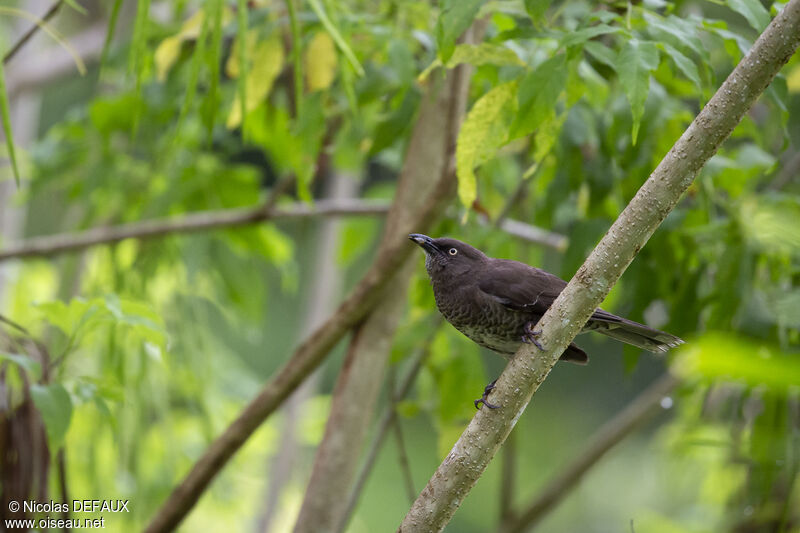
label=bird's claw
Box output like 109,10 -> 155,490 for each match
474,380 -> 501,410
521,324 -> 544,351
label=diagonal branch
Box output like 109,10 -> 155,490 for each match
2,0 -> 65,65
399,3 -> 800,531
499,373 -> 679,533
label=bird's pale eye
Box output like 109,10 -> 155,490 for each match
448,248 -> 458,256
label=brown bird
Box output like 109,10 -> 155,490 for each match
409,234 -> 683,408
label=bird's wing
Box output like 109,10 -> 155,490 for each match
477,259 -> 567,315
477,259 -> 626,323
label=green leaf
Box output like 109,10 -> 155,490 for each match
202,0 -> 224,139
511,55 -> 567,139
674,333 -> 800,390
0,352 -> 42,381
0,65 -> 20,186
643,13 -> 707,62
560,24 -> 621,48
98,0 -> 123,79
660,43 -> 702,91
524,0 -> 552,24
436,0 -> 486,63
370,88 -> 421,155
455,81 -> 518,209
419,43 -> 524,81
739,195 -> 800,255
175,6 -> 211,135
308,0 -> 364,76
728,0 -> 771,32
616,40 -> 659,145
36,299 -> 102,339
584,41 -> 617,69
30,383 -> 73,449
63,0 -> 88,15
236,0 -> 249,133
128,0 -> 151,138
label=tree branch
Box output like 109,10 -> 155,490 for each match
0,199 -> 565,263
399,3 -> 800,531
499,373 -> 679,533
0,199 -> 389,262
2,0 -> 65,65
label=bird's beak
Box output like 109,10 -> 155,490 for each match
409,233 -> 440,255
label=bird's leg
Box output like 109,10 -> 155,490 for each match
522,322 -> 544,351
474,379 -> 501,410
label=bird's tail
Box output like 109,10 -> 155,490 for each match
586,310 -> 684,353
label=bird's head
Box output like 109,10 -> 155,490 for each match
408,234 -> 487,278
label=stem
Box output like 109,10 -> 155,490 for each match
285,0 -> 303,119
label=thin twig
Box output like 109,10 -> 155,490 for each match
336,320 -> 441,533
0,199 -> 390,263
498,373 -> 679,533
493,177 -> 532,229
499,429 -> 517,526
3,0 -> 65,65
493,217 -> 568,252
56,448 -> 69,523
393,411 -> 416,504
0,313 -> 30,336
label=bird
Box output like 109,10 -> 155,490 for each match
409,233 -> 684,408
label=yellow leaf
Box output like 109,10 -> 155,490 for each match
225,29 -> 259,79
787,64 -> 800,93
155,36 -> 182,82
226,35 -> 285,129
304,32 -> 337,92
455,81 -> 517,209
154,9 -> 208,81
419,43 -> 524,82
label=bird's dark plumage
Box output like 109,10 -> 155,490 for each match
409,234 -> 683,364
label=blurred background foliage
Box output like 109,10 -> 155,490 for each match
0,0 -> 799,531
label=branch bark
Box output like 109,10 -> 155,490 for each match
293,45 -> 473,533
399,4 -> 800,531
0,199 -> 565,263
0,199 -> 388,262
498,373 -> 679,533
2,0 -> 65,65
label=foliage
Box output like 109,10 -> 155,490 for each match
0,0 -> 798,531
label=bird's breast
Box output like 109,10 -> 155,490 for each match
431,282 -> 528,356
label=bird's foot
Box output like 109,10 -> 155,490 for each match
522,323 -> 544,351
474,379 -> 501,410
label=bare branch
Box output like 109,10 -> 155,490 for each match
3,0 -> 65,65
499,429 -> 517,526
399,3 -> 800,531
499,374 -> 679,533
0,199 -> 389,263
394,414 -> 416,504
493,217 -> 567,252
